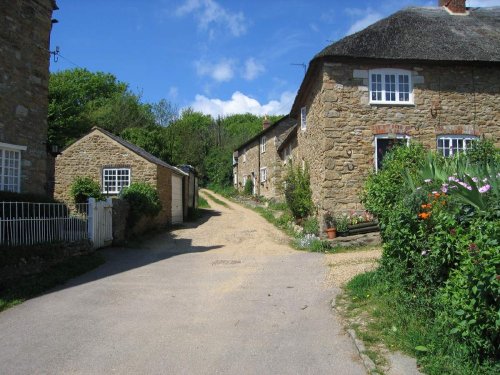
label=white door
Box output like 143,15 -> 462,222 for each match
171,174 -> 183,224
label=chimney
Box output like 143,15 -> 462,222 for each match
263,115 -> 271,130
439,0 -> 467,14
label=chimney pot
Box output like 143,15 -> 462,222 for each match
263,116 -> 271,130
439,0 -> 467,14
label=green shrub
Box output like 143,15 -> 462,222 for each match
466,138 -> 500,167
119,182 -> 162,228
69,176 -> 104,204
361,143 -> 426,219
363,143 -> 500,365
283,163 -> 313,220
302,216 -> 319,236
244,178 -> 253,195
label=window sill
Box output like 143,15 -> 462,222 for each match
370,102 -> 415,107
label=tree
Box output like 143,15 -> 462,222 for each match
48,68 -> 154,147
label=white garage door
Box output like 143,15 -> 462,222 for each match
171,174 -> 183,224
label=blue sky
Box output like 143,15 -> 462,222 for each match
49,0 -> 500,117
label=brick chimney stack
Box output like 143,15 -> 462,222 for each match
263,115 -> 271,130
439,0 -> 467,14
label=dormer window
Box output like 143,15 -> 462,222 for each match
369,69 -> 413,105
260,136 -> 267,153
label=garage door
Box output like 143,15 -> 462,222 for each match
171,174 -> 183,224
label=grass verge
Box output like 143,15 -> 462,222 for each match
198,196 -> 210,208
203,192 -> 230,208
339,271 -> 500,375
0,252 -> 105,312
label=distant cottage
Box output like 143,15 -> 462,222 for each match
233,0 -> 500,227
0,0 -> 58,195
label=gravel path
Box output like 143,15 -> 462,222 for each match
0,189 -> 367,374
325,249 -> 382,286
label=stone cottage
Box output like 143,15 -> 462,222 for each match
284,0 -> 500,223
54,127 -> 188,226
233,116 -> 296,199
0,0 -> 58,195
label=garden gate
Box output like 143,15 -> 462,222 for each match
88,198 -> 113,249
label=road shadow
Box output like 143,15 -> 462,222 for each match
46,208 -> 224,294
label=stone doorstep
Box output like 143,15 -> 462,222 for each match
327,231 -> 381,247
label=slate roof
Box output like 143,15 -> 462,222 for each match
291,6 -> 500,116
316,7 -> 500,63
234,116 -> 296,153
277,124 -> 298,152
91,127 -> 187,176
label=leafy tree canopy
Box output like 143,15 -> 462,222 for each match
48,68 -> 154,147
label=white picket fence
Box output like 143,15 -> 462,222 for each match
0,198 -> 113,249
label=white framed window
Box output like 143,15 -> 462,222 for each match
0,143 -> 26,193
260,167 -> 267,183
260,136 -> 267,153
374,134 -> 410,171
437,135 -> 477,157
242,175 -> 247,186
369,69 -> 413,104
301,106 -> 307,130
102,168 -> 131,194
243,148 -> 246,163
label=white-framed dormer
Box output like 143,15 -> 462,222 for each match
260,136 -> 267,153
300,106 -> 307,131
374,134 -> 410,171
369,68 -> 413,105
0,142 -> 27,193
243,147 -> 247,163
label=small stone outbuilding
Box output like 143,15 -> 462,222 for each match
54,127 -> 187,227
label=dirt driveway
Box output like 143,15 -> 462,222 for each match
0,190 -> 366,374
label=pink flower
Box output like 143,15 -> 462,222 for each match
472,177 -> 479,183
441,183 -> 448,193
479,184 -> 491,193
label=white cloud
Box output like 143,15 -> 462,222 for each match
467,0 -> 500,6
189,91 -> 295,117
346,11 -> 383,35
242,58 -> 265,81
195,59 -> 235,82
176,0 -> 247,37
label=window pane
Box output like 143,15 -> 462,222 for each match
371,74 -> 382,101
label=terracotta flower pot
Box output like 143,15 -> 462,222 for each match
325,228 -> 337,239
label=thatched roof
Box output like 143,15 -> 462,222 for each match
290,6 -> 500,116
316,7 -> 500,63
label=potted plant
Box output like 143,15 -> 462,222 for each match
324,212 -> 337,239
335,213 -> 350,236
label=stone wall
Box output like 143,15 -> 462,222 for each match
235,138 -> 259,194
54,129 -> 177,228
0,0 -> 56,195
296,71 -> 326,214
299,61 -> 500,224
156,164 -> 173,225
